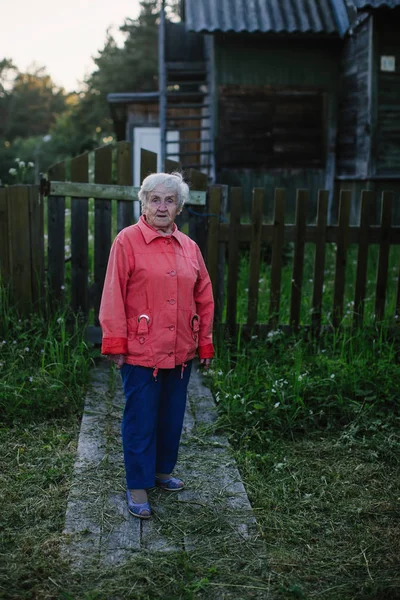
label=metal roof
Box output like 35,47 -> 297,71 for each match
352,0 -> 400,8
184,0 -> 350,36
107,92 -> 159,104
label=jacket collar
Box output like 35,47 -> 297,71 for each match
137,215 -> 183,246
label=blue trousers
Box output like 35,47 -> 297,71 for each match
120,361 -> 192,489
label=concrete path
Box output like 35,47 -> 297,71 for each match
63,359 -> 258,568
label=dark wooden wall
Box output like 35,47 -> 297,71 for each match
375,11 -> 400,174
336,16 -> 371,177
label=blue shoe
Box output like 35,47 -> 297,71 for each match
126,490 -> 152,519
155,475 -> 184,492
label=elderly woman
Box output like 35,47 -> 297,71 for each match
99,172 -> 214,519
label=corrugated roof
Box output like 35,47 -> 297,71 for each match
184,0 -> 350,36
352,1 -> 400,8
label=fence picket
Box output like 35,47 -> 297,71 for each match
140,148 -> 158,182
165,158 -> 181,173
206,187 -> 221,312
269,188 -> 286,327
247,189 -> 264,329
47,161 -> 66,309
0,187 -> 10,283
333,190 -> 351,328
311,190 -> 328,332
116,141 -> 132,231
226,188 -> 242,337
290,189 -> 308,328
70,153 -> 89,315
94,145 -> 113,325
353,190 -> 372,326
187,168 -> 208,256
29,185 -> 44,307
8,186 -> 33,312
375,191 -> 393,321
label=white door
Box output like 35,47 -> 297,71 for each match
133,127 -> 179,220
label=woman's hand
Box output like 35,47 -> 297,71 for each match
107,354 -> 125,369
200,358 -> 212,370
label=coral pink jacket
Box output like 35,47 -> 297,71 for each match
99,216 -> 214,369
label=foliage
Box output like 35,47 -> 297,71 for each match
0,283 -> 95,423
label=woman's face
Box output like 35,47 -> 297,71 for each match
143,184 -> 179,234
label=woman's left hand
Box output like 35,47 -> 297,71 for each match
200,358 -> 212,370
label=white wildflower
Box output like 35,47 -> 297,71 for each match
57,317 -> 63,323
330,374 -> 335,379
2,340 -> 6,344
274,402 -> 280,408
28,162 -> 34,168
29,377 -> 33,382
217,370 -> 223,375
9,168 -> 17,175
19,161 -> 25,168
60,285 -> 65,290
251,335 -> 258,340
41,349 -> 44,354
24,347 -> 29,352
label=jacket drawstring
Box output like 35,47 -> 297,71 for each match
181,363 -> 187,379
153,366 -> 159,381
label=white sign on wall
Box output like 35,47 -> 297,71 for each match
380,55 -> 396,72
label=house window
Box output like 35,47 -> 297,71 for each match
218,86 -> 326,169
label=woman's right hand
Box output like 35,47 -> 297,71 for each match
107,354 -> 125,369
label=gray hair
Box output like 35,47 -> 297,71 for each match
138,172 -> 189,215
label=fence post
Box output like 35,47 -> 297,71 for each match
116,141 -> 133,232
269,188 -> 286,328
29,185 -> 44,308
70,153 -> 89,315
226,187 -> 242,339
311,190 -> 328,333
7,186 -> 34,313
187,168 -> 208,256
353,190 -> 372,327
207,186 -> 221,318
47,161 -> 66,311
332,190 -> 351,328
375,191 -> 393,322
93,145 -> 113,325
0,187 -> 10,285
290,189 -> 308,329
247,188 -> 264,330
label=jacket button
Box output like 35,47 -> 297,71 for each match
169,325 -> 175,331
139,337 -> 145,344
168,351 -> 173,357
169,298 -> 176,305
170,270 -> 176,276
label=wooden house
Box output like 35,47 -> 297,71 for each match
108,0 -> 400,221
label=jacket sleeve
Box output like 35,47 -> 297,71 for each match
99,234 -> 133,356
194,245 -> 215,359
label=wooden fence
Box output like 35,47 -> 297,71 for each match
207,187 -> 400,336
1,141 -> 400,339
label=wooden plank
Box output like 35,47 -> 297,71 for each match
332,190 -> 351,328
311,190 -> 328,332
187,168 -> 208,255
396,264 -> 400,320
28,186 -> 44,308
206,187 -> 221,309
216,185 -> 228,324
8,186 -> 32,313
216,223 -> 400,245
247,189 -> 264,329
289,189 -> 308,328
226,188 -> 242,337
140,148 -> 158,183
116,141 -> 132,232
71,153 -> 89,315
269,189 -> 286,327
47,161 -> 66,310
0,187 -> 10,284
47,181 -> 206,206
374,191 -> 393,322
165,158 -> 181,173
353,190 -> 372,327
94,145 -> 113,326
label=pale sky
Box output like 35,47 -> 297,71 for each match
1,0 -> 141,92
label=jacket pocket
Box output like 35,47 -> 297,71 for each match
127,313 -> 151,356
191,313 -> 200,343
